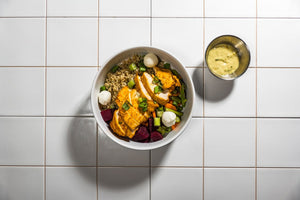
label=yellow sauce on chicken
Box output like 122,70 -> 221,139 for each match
207,44 -> 239,76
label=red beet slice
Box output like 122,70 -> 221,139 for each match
148,117 -> 154,133
132,126 -> 149,142
101,109 -> 113,123
150,131 -> 163,142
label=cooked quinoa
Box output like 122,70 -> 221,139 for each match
101,54 -> 157,109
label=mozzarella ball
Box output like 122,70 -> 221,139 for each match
144,53 -> 158,68
98,90 -> 111,105
162,111 -> 176,127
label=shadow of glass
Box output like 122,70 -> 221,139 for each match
67,96 -> 97,183
192,68 -> 234,102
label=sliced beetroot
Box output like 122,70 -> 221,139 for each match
132,126 -> 149,142
148,117 -> 154,133
150,131 -> 163,142
101,109 -> 113,123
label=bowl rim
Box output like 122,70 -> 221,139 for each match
204,34 -> 251,81
91,46 -> 195,150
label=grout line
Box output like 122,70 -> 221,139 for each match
44,0 -> 47,199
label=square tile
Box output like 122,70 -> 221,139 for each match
205,0 -> 256,17
99,167 -> 149,200
0,0 -> 45,16
258,19 -> 300,67
0,19 -> 45,66
99,18 -> 150,66
47,67 -> 97,116
258,0 -> 300,17
257,168 -> 300,200
257,69 -> 300,117
152,0 -> 203,17
257,119 -> 300,167
99,0 -> 150,16
46,117 -> 96,165
151,168 -> 202,200
0,68 -> 44,115
0,167 -> 43,200
152,18 -> 203,67
47,0 -> 97,16
151,119 -> 203,166
46,167 -> 96,200
204,119 -> 255,167
187,68 -> 203,117
98,128 -> 149,166
0,118 -> 44,165
205,19 -> 256,67
204,168 -> 255,200
47,18 -> 98,66
204,68 -> 256,117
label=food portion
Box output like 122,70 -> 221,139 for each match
98,53 -> 187,143
207,44 -> 240,76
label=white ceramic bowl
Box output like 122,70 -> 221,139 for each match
91,46 -> 195,150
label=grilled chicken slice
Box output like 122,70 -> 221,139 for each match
153,67 -> 181,90
141,72 -> 170,105
115,86 -> 130,108
110,110 -> 137,139
135,75 -> 152,100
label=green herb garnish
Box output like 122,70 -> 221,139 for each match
100,85 -> 106,92
122,102 -> 130,111
128,79 -> 135,89
164,63 -> 171,69
129,63 -> 137,71
138,98 -> 148,112
111,65 -> 119,73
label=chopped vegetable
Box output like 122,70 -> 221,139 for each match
156,126 -> 172,136
171,96 -> 181,103
128,79 -> 135,89
100,85 -> 106,92
179,82 -> 187,107
150,131 -> 163,142
122,102 -> 130,111
129,63 -> 137,71
175,116 -> 181,123
157,106 -> 164,111
171,123 -> 178,130
172,101 -> 178,106
154,117 -> 161,127
138,98 -> 148,112
152,111 -> 156,118
148,117 -> 154,133
140,66 -> 146,72
153,76 -> 160,84
132,126 -> 149,142
111,65 -> 119,73
100,109 -> 113,123
165,103 -> 177,111
171,69 -> 179,76
164,63 -> 171,69
165,107 -> 183,116
156,110 -> 164,118
154,86 -> 162,94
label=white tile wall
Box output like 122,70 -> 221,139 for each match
152,0 -> 203,17
46,117 -> 96,165
204,68 -> 256,117
205,19 -> 256,67
205,0 -> 256,17
47,18 -> 98,66
98,128 -> 149,166
257,19 -> 300,67
99,0 -> 150,17
0,118 -> 44,165
98,167 -> 149,200
204,119 -> 255,167
204,168 -> 255,200
151,119 -> 203,166
47,0 -> 98,16
47,67 -> 97,116
258,0 -> 300,17
257,169 -> 300,200
151,168 -> 203,200
2,0 -> 300,199
257,69 -> 300,117
46,167 -> 97,200
0,19 -> 45,66
0,68 -> 44,115
0,0 -> 45,17
152,18 -> 203,67
0,167 -> 44,200
99,18 -> 150,66
258,119 -> 300,167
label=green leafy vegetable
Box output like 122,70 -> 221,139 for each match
111,65 -> 119,73
100,85 -> 106,92
164,63 -> 171,69
157,126 -> 172,135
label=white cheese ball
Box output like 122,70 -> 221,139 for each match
162,111 -> 176,127
98,90 -> 111,105
144,53 -> 158,68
